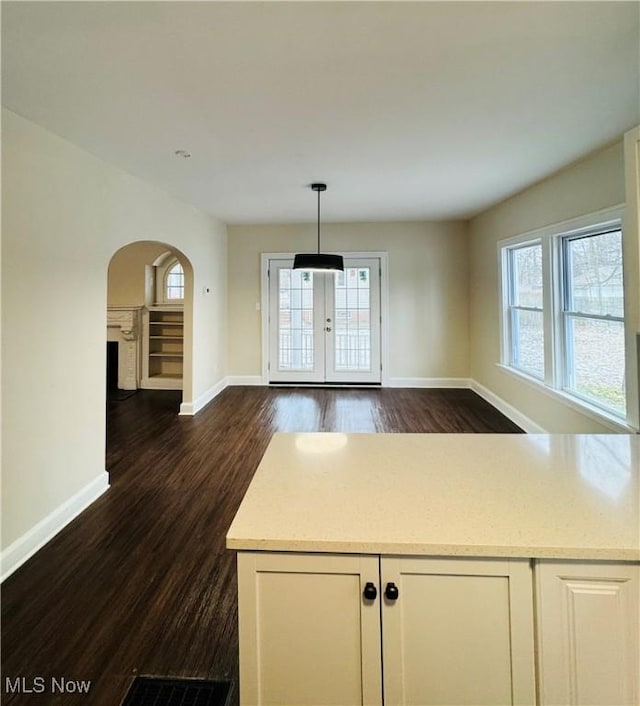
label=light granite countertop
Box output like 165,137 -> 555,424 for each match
226,433 -> 640,561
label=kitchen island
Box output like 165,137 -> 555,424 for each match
227,433 -> 639,705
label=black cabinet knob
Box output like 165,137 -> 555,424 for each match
385,582 -> 399,601
363,582 -> 378,601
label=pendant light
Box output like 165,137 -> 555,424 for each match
293,183 -> 344,272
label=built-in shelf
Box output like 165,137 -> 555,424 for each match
141,307 -> 184,390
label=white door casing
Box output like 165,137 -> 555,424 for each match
263,253 -> 387,384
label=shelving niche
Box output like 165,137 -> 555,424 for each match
141,307 -> 184,390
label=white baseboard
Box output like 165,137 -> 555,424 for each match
179,377 -> 228,415
388,377 -> 471,388
469,380 -> 547,433
179,376 -> 264,415
180,374 -> 544,432
387,376 -> 544,431
1,471 -> 110,582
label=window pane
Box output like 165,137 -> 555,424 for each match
334,267 -> 372,372
512,244 -> 543,308
165,262 -> 184,300
565,317 -> 626,415
507,243 -> 544,378
278,268 -> 314,371
565,231 -> 623,317
511,309 -> 544,378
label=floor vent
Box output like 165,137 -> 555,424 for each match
122,676 -> 231,706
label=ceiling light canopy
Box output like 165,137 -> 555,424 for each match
293,183 -> 344,273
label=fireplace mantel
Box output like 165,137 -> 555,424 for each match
107,307 -> 143,390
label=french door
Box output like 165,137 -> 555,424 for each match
268,257 -> 382,384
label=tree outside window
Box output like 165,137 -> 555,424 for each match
562,230 -> 625,415
506,242 -> 544,379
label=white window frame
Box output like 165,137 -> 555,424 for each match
502,240 -> 544,380
164,260 -> 185,303
558,225 -> 625,415
498,204 -> 632,430
154,256 -> 184,305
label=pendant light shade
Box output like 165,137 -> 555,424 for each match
293,183 -> 344,272
292,252 -> 344,271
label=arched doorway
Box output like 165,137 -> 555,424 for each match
106,241 -> 194,404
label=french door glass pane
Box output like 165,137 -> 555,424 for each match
278,269 -> 314,371
511,309 -> 544,379
565,316 -> 626,415
334,267 -> 372,372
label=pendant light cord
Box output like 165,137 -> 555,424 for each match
317,188 -> 321,254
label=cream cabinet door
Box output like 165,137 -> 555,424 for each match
237,552 -> 382,706
381,556 -> 536,706
536,560 -> 639,706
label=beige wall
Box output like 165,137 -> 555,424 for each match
1,108 -> 228,552
228,221 -> 469,381
468,140 -> 634,432
107,241 -> 169,306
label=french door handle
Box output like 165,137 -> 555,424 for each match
325,326 -> 332,332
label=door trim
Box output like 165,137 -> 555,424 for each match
261,252 -> 390,386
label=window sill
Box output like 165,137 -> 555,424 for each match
495,364 -> 636,433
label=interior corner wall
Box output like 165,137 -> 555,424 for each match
468,140 -> 630,432
227,221 -> 469,381
1,108 -> 228,556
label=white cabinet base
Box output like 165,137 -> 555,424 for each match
238,553 -> 639,706
536,560 -> 639,706
237,552 -> 382,706
238,553 -> 536,706
381,557 -> 536,706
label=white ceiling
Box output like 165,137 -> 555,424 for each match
2,1 -> 639,224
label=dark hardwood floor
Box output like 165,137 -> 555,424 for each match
1,386 -> 521,705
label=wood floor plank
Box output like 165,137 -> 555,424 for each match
1,386 -> 521,705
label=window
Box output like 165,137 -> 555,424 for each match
505,242 -> 544,379
165,261 -> 184,301
561,228 -> 625,416
499,207 -> 627,424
